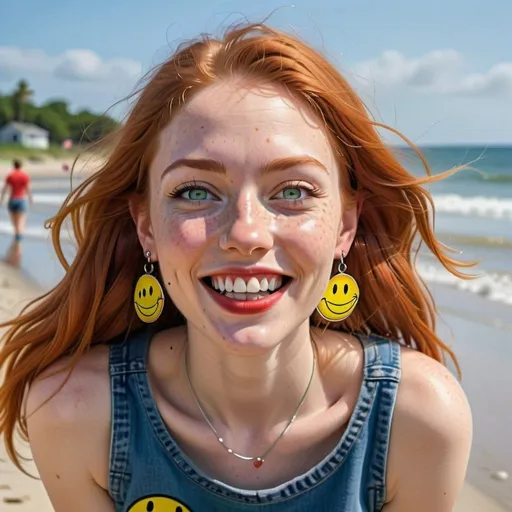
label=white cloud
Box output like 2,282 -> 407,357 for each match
0,46 -> 142,83
2,44 -> 509,99
454,62 -> 512,96
353,50 -> 512,97
354,49 -> 462,88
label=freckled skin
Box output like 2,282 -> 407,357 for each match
139,79 -> 357,351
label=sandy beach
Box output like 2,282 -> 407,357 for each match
0,262 -> 53,511
0,161 -> 510,510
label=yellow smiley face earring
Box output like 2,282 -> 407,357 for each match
316,252 -> 360,322
133,251 -> 165,323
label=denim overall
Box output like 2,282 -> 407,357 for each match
108,329 -> 401,511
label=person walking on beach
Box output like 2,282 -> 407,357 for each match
0,24 -> 472,512
0,159 -> 32,241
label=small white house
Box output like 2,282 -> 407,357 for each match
0,122 -> 50,149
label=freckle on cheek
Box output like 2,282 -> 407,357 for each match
266,137 -> 270,143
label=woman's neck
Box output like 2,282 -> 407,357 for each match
184,322 -> 328,438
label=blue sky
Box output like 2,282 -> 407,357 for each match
1,0 -> 511,144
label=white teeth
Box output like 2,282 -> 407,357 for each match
233,277 -> 247,293
246,277 -> 260,293
209,275 -> 286,295
225,291 -> 270,300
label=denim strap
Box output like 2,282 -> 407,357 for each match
360,334 -> 401,510
108,328 -> 152,505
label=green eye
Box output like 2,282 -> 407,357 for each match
282,187 -> 302,200
183,188 -> 208,200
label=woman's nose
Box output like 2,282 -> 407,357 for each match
218,193 -> 274,255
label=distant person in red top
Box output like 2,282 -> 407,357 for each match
0,159 -> 33,241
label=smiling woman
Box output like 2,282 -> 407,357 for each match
0,23 -> 472,512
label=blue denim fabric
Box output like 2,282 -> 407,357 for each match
108,329 -> 401,512
7,198 -> 28,213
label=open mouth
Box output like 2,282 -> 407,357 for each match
201,274 -> 291,301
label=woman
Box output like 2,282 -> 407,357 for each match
0,24 -> 472,511
0,159 -> 32,241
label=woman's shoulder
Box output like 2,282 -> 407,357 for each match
26,343 -> 110,423
394,346 -> 471,434
385,347 -> 472,508
312,329 -> 471,507
25,326 -> 185,424
25,343 -> 111,487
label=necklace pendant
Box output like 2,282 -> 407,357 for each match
253,458 -> 263,469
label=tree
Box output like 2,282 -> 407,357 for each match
0,95 -> 14,126
72,110 -> 118,143
35,109 -> 70,143
0,83 -> 120,146
11,80 -> 34,122
43,100 -> 71,120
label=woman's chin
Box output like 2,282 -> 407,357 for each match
207,323 -> 286,356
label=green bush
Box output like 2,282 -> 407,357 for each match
0,80 -> 119,145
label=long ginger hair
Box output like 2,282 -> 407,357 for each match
0,23 -> 472,471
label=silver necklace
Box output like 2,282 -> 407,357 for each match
184,345 -> 316,468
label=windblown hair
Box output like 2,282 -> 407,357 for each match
0,23 -> 472,471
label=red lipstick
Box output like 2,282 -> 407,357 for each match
202,279 -> 290,314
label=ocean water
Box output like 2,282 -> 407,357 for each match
0,146 -> 511,309
392,146 -> 512,308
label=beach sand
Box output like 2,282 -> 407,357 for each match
0,262 -> 53,511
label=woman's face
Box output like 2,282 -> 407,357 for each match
135,79 -> 358,352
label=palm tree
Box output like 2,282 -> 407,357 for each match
11,80 -> 33,122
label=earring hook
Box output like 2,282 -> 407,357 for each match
338,251 -> 347,274
144,250 -> 154,274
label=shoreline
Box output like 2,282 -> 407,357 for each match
0,155 -> 105,180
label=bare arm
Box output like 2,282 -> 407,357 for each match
0,179 -> 9,204
383,349 -> 472,512
25,350 -> 114,511
26,182 -> 33,206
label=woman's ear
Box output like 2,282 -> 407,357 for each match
129,194 -> 157,258
334,198 -> 361,259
